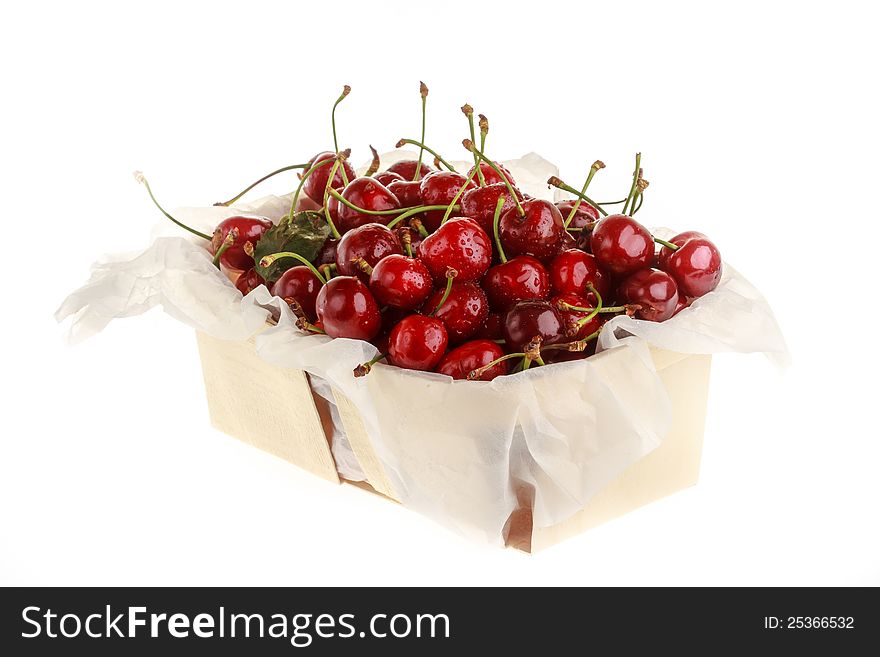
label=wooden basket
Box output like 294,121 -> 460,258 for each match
195,331 -> 711,553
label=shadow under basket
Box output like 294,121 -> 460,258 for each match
195,331 -> 711,553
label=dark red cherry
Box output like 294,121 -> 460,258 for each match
373,171 -> 405,187
212,215 -> 273,271
501,300 -> 564,353
617,268 -> 680,322
335,223 -> 402,281
416,217 -> 492,283
423,281 -> 489,344
557,230 -> 577,254
315,276 -> 381,340
475,313 -> 503,340
672,295 -> 692,316
467,161 -> 516,187
483,255 -> 550,312
590,214 -> 654,276
555,200 -> 599,228
387,315 -> 448,371
436,340 -> 508,381
379,306 -> 409,337
549,249 -> 609,299
460,182 -> 524,235
234,267 -> 267,296
657,231 -> 707,269
386,180 -> 423,208
419,171 -> 477,231
302,151 -> 357,204
385,159 -> 436,181
272,265 -> 323,321
369,254 -> 433,310
499,199 -> 565,261
314,237 -> 338,266
663,237 -> 722,298
335,177 -> 401,233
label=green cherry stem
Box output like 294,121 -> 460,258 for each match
622,152 -> 642,215
211,229 -> 236,268
318,263 -> 337,280
462,104 -> 485,185
654,237 -> 680,250
289,156 -> 336,222
440,165 -> 478,225
462,139 -> 524,217
409,217 -> 429,238
331,85 -> 351,182
134,172 -> 212,241
386,204 -> 458,229
354,352 -> 388,377
564,160 -> 605,228
414,82 -> 429,180
259,252 -> 328,284
327,187 -> 457,228
492,193 -> 508,263
546,176 -> 608,217
322,156 -> 345,239
214,163 -> 309,207
557,301 -> 631,314
541,327 -> 603,352
467,352 -> 526,380
429,267 -> 458,316
395,139 -> 456,171
598,198 -> 628,206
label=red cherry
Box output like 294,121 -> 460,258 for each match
234,267 -> 267,296
302,151 -> 357,204
460,182 -> 524,235
499,199 -> 565,261
335,223 -> 402,281
557,230 -> 577,254
555,200 -> 599,228
314,237 -> 338,266
416,217 -> 492,283
617,268 -> 680,322
590,214 -> 654,276
501,300 -> 564,353
373,171 -> 405,187
475,313 -> 503,340
369,254 -> 433,310
387,315 -> 448,371
419,171 -> 477,231
386,180 -> 423,208
663,237 -> 722,298
657,231 -> 707,269
315,276 -> 381,340
335,177 -> 401,233
385,159 -> 436,181
436,340 -> 508,381
549,249 -> 609,299
467,161 -> 516,187
273,266 -> 323,321
212,215 -> 273,271
483,255 -> 550,312
423,281 -> 489,344
672,295 -> 692,316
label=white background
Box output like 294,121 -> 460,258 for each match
2,0 -> 878,585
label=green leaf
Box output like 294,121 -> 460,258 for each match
253,211 -> 331,282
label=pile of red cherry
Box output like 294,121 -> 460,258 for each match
138,84 -> 722,381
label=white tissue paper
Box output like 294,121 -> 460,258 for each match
57,152 -> 788,546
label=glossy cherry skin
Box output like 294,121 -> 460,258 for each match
663,237 -> 722,298
373,171 -> 405,187
234,267 -> 267,296
335,223 -> 402,281
369,254 -> 433,310
460,182 -> 524,235
387,315 -> 448,371
416,217 -> 492,283
386,180 -> 423,208
467,161 -> 516,187
618,268 -> 680,322
502,300 -> 565,353
672,295 -> 692,316
499,199 -> 565,261
483,255 -> 550,312
555,200 -> 599,228
314,237 -> 338,266
423,281 -> 489,344
212,215 -> 273,271
590,214 -> 654,276
302,151 -> 357,204
335,177 -> 401,233
475,313 -> 503,340
385,159 -> 436,181
272,265 -> 323,321
315,276 -> 381,340
557,230 -> 577,254
436,340 -> 508,381
657,231 -> 707,269
419,171 -> 477,231
549,249 -> 610,299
